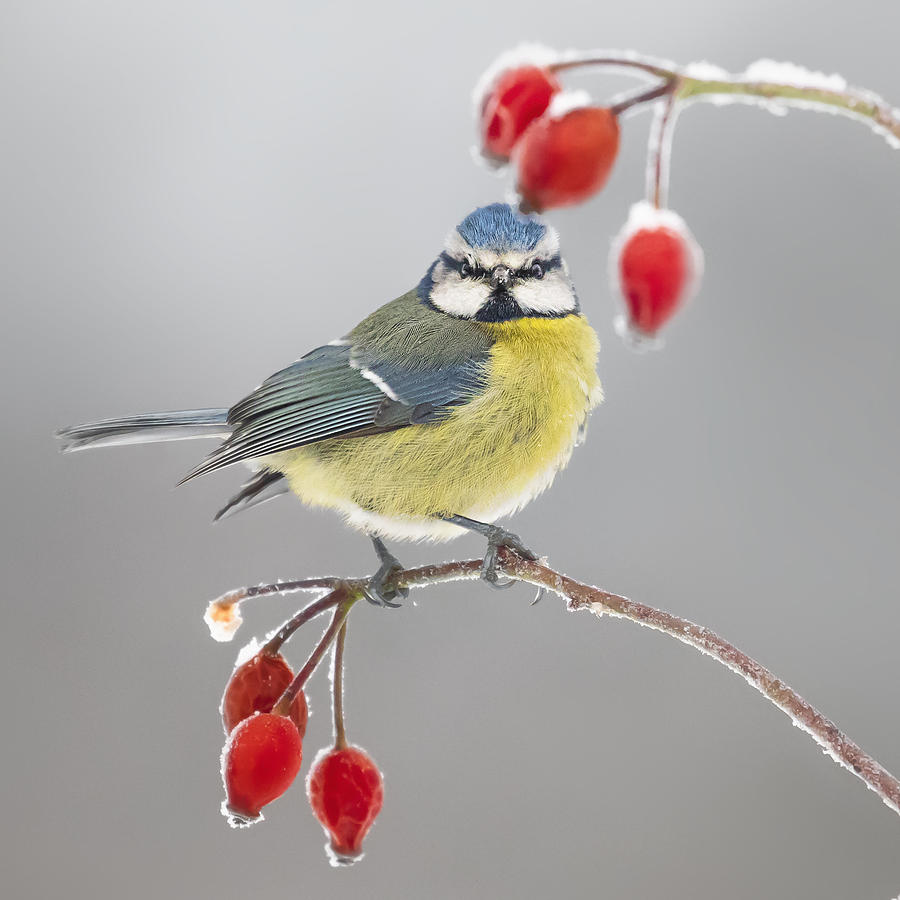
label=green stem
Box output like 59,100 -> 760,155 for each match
549,51 -> 900,146
678,76 -> 899,142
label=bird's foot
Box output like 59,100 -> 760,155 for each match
480,525 -> 539,589
364,538 -> 409,608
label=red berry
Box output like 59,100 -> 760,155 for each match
515,104 -> 620,211
480,65 -> 561,160
308,745 -> 384,863
222,712 -> 303,823
222,652 -> 308,738
611,202 -> 704,341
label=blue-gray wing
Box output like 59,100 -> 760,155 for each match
181,303 -> 490,482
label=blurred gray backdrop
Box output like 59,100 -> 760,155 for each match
3,2 -> 899,898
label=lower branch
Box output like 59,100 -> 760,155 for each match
207,550 -> 900,818
497,551 -> 900,817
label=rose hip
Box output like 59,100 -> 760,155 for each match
308,745 -> 384,864
611,202 -> 704,340
222,652 -> 308,738
480,65 -> 561,160
222,712 -> 303,823
515,104 -> 620,211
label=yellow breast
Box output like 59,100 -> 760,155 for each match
271,314 -> 602,540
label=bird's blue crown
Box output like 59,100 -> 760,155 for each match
456,203 -> 546,252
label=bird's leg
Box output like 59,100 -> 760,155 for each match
363,535 -> 409,608
441,515 -> 541,595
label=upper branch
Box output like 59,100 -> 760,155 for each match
549,50 -> 900,148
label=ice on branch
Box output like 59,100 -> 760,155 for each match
681,56 -> 900,149
742,59 -> 848,93
682,60 -> 730,82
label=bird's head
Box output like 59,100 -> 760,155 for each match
418,203 -> 578,322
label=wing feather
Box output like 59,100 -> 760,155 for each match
181,293 -> 492,482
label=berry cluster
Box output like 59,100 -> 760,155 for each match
217,600 -> 382,865
475,50 -> 702,345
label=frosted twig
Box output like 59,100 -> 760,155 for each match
213,549 -> 900,818
497,551 -> 900,817
547,50 -> 900,149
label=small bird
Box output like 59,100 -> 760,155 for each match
59,203 -> 602,605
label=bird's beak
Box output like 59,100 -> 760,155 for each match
491,265 -> 512,289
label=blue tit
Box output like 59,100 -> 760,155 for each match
59,203 -> 602,605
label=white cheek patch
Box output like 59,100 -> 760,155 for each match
513,271 -> 577,316
429,277 -> 491,318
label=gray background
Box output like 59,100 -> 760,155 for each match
3,1 -> 899,898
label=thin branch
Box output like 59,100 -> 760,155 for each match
272,592 -> 355,715
497,551 -> 900,817
213,550 -> 900,817
548,50 -> 900,148
610,79 -> 675,117
332,620 -> 348,750
262,591 -> 344,655
549,52 -> 676,81
646,88 -> 680,209
204,576 -> 346,642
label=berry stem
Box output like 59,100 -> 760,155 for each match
646,89 -> 680,209
272,594 -> 355,716
262,591 -> 344,656
547,51 -> 900,147
331,621 -> 348,750
610,79 -> 676,117
549,53 -> 675,81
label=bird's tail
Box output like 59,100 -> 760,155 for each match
57,409 -> 231,452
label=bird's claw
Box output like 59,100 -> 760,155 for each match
481,525 -> 538,589
364,555 -> 408,608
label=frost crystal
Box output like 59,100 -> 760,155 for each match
220,799 -> 262,829
683,60 -> 730,82
234,636 -> 262,668
546,89 -> 592,119
742,59 -> 848,93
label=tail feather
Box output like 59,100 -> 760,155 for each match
57,409 -> 231,452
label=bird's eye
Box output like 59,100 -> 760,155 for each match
530,262 -> 544,279
460,262 -> 472,278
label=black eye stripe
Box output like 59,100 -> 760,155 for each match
439,252 -> 562,280
439,252 -> 488,278
516,255 -> 562,278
